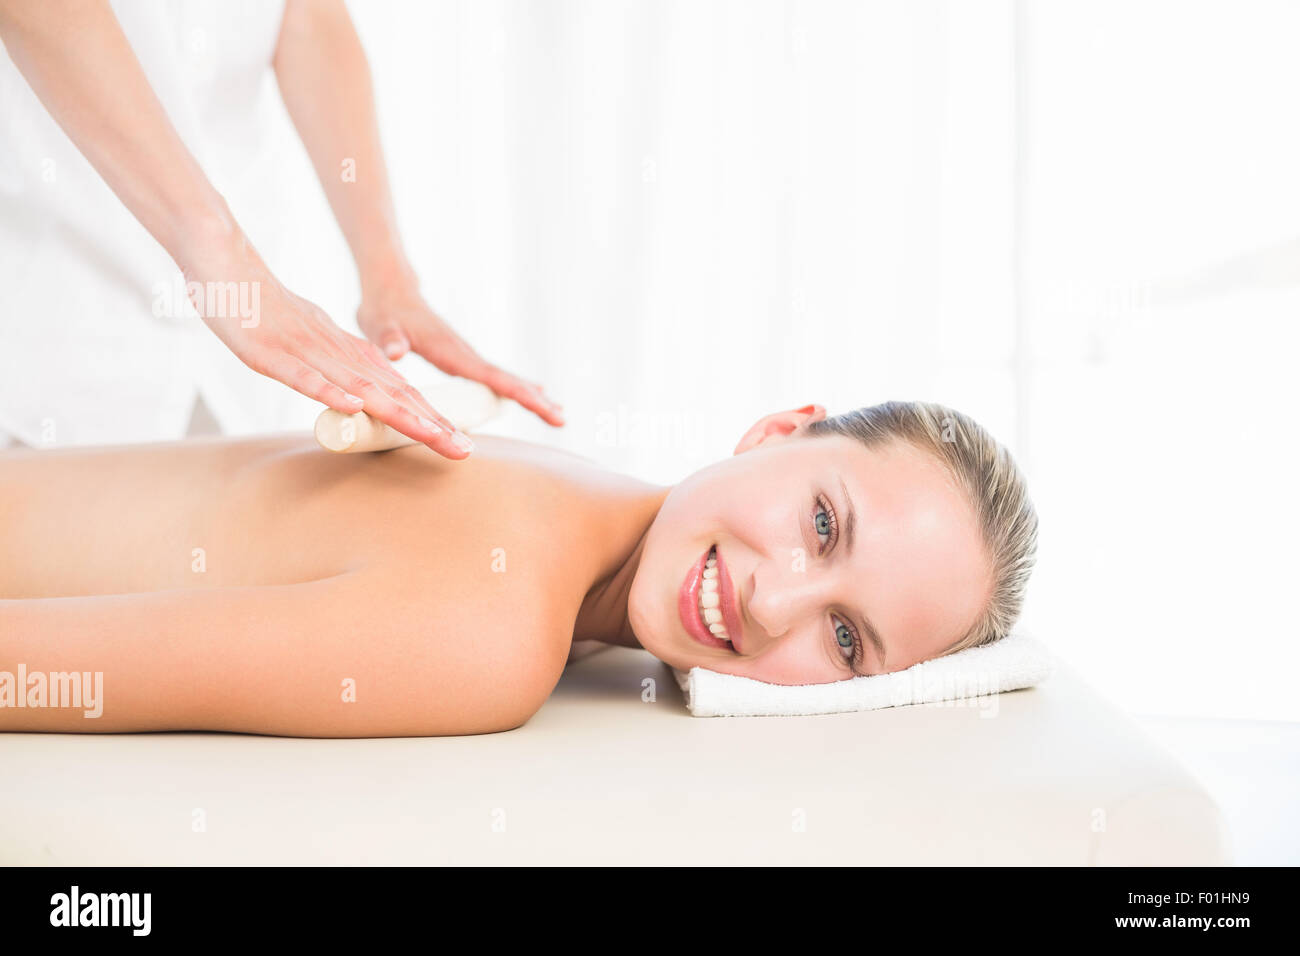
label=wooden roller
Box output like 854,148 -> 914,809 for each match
314,378 -> 504,453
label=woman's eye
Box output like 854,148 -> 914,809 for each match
813,495 -> 837,553
834,621 -> 861,665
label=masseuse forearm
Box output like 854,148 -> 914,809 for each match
273,0 -> 415,298
0,0 -> 239,269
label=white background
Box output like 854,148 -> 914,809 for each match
246,0 -> 1299,723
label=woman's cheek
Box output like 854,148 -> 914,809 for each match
742,633 -> 840,686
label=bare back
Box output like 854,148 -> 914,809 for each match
0,432 -> 653,736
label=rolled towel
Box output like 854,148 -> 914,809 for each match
671,630 -> 1052,717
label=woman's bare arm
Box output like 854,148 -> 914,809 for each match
0,570 -> 555,737
271,0 -> 567,426
273,0 -> 411,300
0,0 -> 231,264
0,0 -> 466,454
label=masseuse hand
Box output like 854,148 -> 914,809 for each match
357,279 -> 566,428
188,233 -> 480,458
0,0 -> 561,462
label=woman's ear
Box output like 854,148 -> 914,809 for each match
733,404 -> 826,455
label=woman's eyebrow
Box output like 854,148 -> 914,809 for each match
838,474 -> 857,556
860,614 -> 887,672
840,473 -> 887,670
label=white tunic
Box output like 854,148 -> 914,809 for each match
0,0 -> 289,448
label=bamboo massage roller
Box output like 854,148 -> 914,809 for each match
313,378 -> 504,453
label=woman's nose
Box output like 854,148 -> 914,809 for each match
746,565 -> 833,639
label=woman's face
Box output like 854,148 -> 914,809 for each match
628,405 -> 994,684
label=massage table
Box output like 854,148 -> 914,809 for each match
0,644 -> 1230,865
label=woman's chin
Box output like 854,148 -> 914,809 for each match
628,621 -> 688,673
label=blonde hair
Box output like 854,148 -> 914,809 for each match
804,401 -> 1039,657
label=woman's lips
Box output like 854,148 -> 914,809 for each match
678,544 -> 735,651
713,546 -> 744,654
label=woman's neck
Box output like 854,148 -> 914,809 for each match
572,482 -> 671,648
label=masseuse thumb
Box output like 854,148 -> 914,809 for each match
377,329 -> 410,360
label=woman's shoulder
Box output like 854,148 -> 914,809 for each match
368,436 -> 612,647
373,428 -> 656,631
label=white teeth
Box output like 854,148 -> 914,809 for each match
698,549 -> 729,643
700,595 -> 728,636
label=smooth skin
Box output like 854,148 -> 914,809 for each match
0,430 -> 657,736
0,0 -> 564,457
0,406 -> 994,737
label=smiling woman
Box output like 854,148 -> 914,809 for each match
0,400 -> 1037,736
627,401 -> 1039,685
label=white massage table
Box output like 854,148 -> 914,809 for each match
0,644 -> 1230,865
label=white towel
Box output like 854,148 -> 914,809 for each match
671,630 -> 1052,717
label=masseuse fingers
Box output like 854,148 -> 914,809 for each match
311,354 -> 473,459
437,341 -> 564,426
260,353 -> 368,416
284,319 -> 470,457
408,324 -> 565,427
340,332 -> 449,425
485,368 -> 565,427
352,360 -> 455,440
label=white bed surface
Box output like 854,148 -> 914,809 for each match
0,646 -> 1230,865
